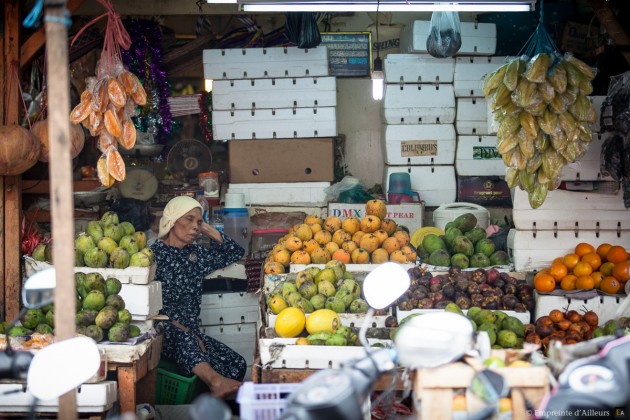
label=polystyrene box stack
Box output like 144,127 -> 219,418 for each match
203,47 -> 336,140
381,54 -> 457,207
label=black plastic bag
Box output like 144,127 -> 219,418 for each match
285,12 -> 321,49
426,11 -> 462,58
108,198 -> 152,232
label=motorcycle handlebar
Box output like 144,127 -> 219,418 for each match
0,351 -> 34,380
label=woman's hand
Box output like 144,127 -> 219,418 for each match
210,375 -> 242,399
200,222 -> 223,243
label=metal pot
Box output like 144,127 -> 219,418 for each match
73,191 -> 109,207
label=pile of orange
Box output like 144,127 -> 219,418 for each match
534,243 -> 629,294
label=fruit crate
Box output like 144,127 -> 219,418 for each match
23,256 -> 156,285
534,291 -> 630,324
266,308 -> 393,329
155,359 -> 200,405
237,382 -> 301,420
288,263 -> 415,273
259,338 -> 393,369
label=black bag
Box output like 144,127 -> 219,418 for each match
285,12 -> 321,49
108,198 -> 152,232
426,11 -> 462,58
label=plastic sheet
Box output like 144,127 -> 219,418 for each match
426,11 -> 461,58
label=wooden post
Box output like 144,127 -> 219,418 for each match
44,1 -> 78,418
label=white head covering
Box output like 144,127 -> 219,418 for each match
158,196 -> 202,239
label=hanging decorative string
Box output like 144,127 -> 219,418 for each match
198,92 -> 213,144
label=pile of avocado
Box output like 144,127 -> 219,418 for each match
449,305 -> 525,349
418,213 -> 509,269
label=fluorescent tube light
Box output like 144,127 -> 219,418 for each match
205,79 -> 214,92
372,57 -> 384,101
241,2 -> 534,12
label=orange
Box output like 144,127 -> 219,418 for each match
534,268 -> 550,280
600,276 -> 621,294
573,261 -> 593,277
575,242 -> 596,257
552,257 -> 564,265
549,262 -> 568,282
562,253 -> 580,270
560,274 -> 577,291
591,271 -> 604,289
575,275 -> 595,290
600,262 -> 615,277
597,243 -> 612,261
612,261 -> 630,283
534,273 -> 556,293
581,252 -> 602,271
607,246 -> 629,264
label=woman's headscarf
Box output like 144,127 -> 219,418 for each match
158,196 -> 202,239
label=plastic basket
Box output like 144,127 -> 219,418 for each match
155,359 -> 200,405
237,382 -> 301,420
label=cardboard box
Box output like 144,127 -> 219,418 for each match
457,176 -> 512,207
229,138 -> 334,183
561,21 -> 603,56
328,202 -> 424,234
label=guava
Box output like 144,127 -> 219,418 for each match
453,213 -> 477,233
465,227 -> 487,245
451,236 -> 474,257
119,235 -> 139,255
422,234 -> 446,254
475,239 -> 496,257
84,247 -> 108,268
120,221 -> 136,236
83,290 -> 106,311
109,247 -> 130,269
470,253 -> 491,268
428,249 -> 451,267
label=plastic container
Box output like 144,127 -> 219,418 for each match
237,382 -> 301,420
199,172 -> 220,198
225,192 -> 246,209
211,209 -> 224,234
432,202 -> 490,231
251,229 -> 289,255
155,359 -> 200,405
196,193 -> 210,224
388,172 -> 413,194
223,208 -> 251,255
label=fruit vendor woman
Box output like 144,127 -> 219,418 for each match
151,196 -> 246,398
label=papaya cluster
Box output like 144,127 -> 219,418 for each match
397,266 -> 535,312
31,211 -> 154,270
418,213 -> 508,268
484,53 -> 597,208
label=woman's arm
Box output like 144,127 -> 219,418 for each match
200,222 -> 223,243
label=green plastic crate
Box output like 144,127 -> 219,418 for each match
155,359 -> 200,405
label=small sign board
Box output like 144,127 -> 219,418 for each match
320,32 -> 372,77
401,140 -> 438,157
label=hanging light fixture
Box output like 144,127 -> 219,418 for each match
372,1 -> 384,101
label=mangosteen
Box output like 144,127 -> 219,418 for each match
523,296 -> 535,312
478,284 -> 491,292
513,302 -> 528,313
409,266 -> 422,279
433,291 -> 445,304
502,294 -> 517,309
428,292 -> 437,302
482,289 -> 496,297
462,271 -> 473,281
503,283 -> 517,296
412,289 -> 427,301
486,268 -> 500,285
467,283 -> 480,295
417,285 -> 429,295
448,266 -> 462,277
453,273 -> 468,284
456,296 -> 471,309
420,271 -> 433,282
471,269 -> 487,284
385,316 -> 399,328
456,279 -> 469,292
505,276 -> 518,285
517,284 -> 534,298
409,298 -> 419,308
399,300 -> 414,311
499,272 -> 511,282
418,278 -> 431,289
410,277 -> 420,288
443,284 -> 456,299
493,288 -> 504,297
494,279 -> 506,289
429,283 -> 442,293
435,301 -> 450,309
429,276 -> 442,288
471,294 -> 484,306
417,298 -> 434,309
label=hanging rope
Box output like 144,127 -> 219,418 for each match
517,0 -> 559,59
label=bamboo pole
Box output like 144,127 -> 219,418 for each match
44,2 -> 78,418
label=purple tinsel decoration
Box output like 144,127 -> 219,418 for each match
121,19 -> 173,144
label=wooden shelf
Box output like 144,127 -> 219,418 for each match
22,180 -> 102,194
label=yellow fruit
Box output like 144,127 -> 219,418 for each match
371,248 -> 389,264
508,360 -> 531,368
304,215 -> 323,226
264,261 -> 285,275
295,337 -> 310,345
341,217 -> 361,235
360,215 -> 381,233
305,309 -> 341,334
310,247 -> 331,264
295,224 -> 314,241
313,230 -> 332,246
269,295 -> 288,315
324,216 -> 342,233
273,249 -> 291,267
275,307 -> 306,338
365,199 -> 387,220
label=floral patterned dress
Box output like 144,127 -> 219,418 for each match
151,234 -> 247,380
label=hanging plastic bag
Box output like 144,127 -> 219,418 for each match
285,12 -> 321,49
426,11 -> 462,58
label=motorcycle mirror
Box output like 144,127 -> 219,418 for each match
394,311 -> 474,368
470,369 -> 509,405
362,262 -> 410,309
27,336 -> 100,401
22,268 -> 56,309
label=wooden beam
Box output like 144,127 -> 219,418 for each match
0,0 -> 5,323
589,0 -> 630,66
20,0 -> 86,69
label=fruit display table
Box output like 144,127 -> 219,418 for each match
99,334 -> 162,414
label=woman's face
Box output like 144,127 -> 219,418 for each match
169,208 -> 202,245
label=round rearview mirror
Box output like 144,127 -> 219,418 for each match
362,262 -> 410,310
22,268 -> 56,309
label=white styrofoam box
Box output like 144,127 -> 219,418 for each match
383,84 -> 455,125
382,124 -> 456,166
456,97 -> 491,135
384,54 -> 454,84
508,229 -> 630,272
0,381 -> 117,413
259,338 -> 392,369
228,182 -> 330,206
119,281 -> 162,320
200,292 -> 259,326
206,262 -> 247,280
535,292 -> 629,325
512,187 -> 630,231
212,77 -> 336,111
328,202 -> 425,234
202,323 -> 257,365
213,107 -> 337,141
454,56 -> 508,97
23,256 -> 156,285
455,135 -> 504,176
561,132 -> 614,181
396,308 -> 531,325
201,291 -> 259,309
266,308 -> 393,329
590,96 -> 606,133
384,165 -> 457,207
400,21 -> 497,56
203,47 -> 329,80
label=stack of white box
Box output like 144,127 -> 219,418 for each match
381,54 -> 457,207
203,47 -> 336,208
454,56 -> 507,177
509,96 -> 630,272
